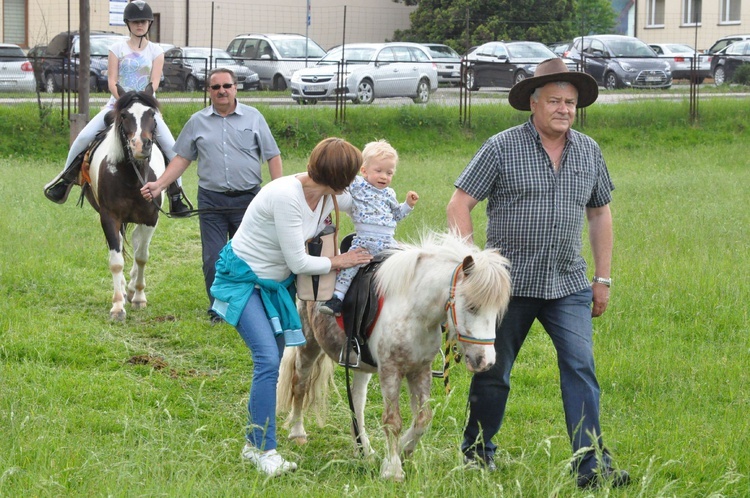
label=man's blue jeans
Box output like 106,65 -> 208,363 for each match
462,286 -> 610,475
235,289 -> 285,451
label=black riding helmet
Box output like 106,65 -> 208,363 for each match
123,1 -> 154,47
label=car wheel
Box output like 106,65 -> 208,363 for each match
273,75 -> 287,91
354,79 -> 374,104
412,78 -> 430,104
604,71 -> 621,90
713,66 -> 726,86
465,69 -> 479,91
514,70 -> 529,85
185,76 -> 198,92
45,74 -> 58,93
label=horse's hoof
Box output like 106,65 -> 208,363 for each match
288,435 -> 308,445
110,310 -> 126,321
130,301 -> 147,310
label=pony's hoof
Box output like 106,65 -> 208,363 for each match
288,435 -> 308,445
130,301 -> 147,310
110,310 -> 126,321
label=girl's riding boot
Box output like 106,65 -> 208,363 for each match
167,182 -> 192,217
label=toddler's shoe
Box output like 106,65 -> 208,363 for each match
319,297 -> 343,316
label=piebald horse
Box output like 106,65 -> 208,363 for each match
82,83 -> 165,320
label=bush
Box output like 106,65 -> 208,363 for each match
731,63 -> 750,85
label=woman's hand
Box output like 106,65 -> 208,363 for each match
330,247 -> 372,270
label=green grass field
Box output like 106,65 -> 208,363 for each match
0,101 -> 748,496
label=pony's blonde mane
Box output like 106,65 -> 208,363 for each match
376,231 -> 511,313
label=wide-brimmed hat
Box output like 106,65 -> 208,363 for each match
507,57 -> 599,111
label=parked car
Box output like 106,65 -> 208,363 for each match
462,40 -> 575,90
548,41 -> 572,57
648,43 -> 711,82
421,43 -> 461,85
705,34 -> 750,56
40,31 -> 127,93
27,44 -> 47,91
162,47 -> 259,91
711,39 -> 750,85
0,43 -> 36,92
567,35 -> 672,90
226,33 -> 326,90
290,42 -> 438,105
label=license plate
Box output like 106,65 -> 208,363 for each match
236,83 -> 244,90
303,84 -> 325,92
645,76 -> 661,82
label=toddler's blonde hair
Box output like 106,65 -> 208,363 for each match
362,139 -> 399,169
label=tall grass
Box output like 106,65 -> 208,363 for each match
0,101 -> 748,496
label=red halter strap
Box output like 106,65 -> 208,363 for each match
445,262 -> 495,345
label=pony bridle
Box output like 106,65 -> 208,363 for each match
445,262 -> 495,345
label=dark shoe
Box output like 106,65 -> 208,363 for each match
169,195 -> 191,217
319,297 -> 343,316
577,468 -> 631,489
463,452 -> 497,471
208,311 -> 223,326
44,179 -> 74,204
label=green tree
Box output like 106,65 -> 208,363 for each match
392,0 -> 616,53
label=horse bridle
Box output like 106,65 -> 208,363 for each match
445,262 -> 496,345
117,122 -> 247,219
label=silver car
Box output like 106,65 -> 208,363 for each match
290,43 -> 438,105
649,43 -> 711,83
422,43 -> 462,85
0,44 -> 36,92
226,33 -> 326,90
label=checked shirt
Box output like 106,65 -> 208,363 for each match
455,118 -> 614,300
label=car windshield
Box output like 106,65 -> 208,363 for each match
665,44 -> 695,54
428,45 -> 459,58
272,38 -> 326,59
507,43 -> 556,58
72,36 -> 127,57
319,47 -> 376,65
606,39 -> 655,57
0,46 -> 25,60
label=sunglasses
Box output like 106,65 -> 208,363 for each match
209,83 -> 235,90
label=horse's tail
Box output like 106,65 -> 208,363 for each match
278,347 -> 336,428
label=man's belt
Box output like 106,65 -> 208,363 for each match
221,186 -> 260,197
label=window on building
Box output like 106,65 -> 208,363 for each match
647,0 -> 666,27
721,0 -> 742,23
3,0 -> 27,46
682,0 -> 702,25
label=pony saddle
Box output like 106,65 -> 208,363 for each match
338,233 -> 389,369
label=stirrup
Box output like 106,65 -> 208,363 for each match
338,339 -> 361,368
431,346 -> 446,378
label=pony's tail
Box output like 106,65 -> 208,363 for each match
277,347 -> 336,428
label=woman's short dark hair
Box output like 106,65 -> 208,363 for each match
307,138 -> 362,191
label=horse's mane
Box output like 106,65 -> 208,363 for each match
114,89 -> 160,114
376,231 -> 511,313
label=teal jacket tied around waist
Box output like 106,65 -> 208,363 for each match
210,242 -> 301,337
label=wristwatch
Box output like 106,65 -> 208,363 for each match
592,276 -> 612,287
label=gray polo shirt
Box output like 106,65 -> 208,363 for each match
455,119 -> 614,300
173,101 -> 280,192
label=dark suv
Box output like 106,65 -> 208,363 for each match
40,31 -> 127,93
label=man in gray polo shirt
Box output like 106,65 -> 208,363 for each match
447,59 -> 629,489
141,68 -> 282,323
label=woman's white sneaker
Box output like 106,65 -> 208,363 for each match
241,444 -> 298,476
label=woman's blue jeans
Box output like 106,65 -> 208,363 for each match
462,287 -> 610,475
235,288 -> 285,451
